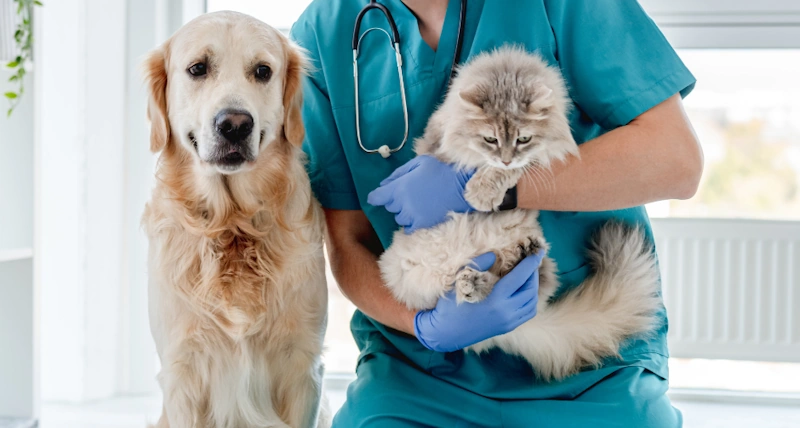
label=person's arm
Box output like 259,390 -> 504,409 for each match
517,94 -> 703,211
324,208 -> 416,334
367,94 -> 702,226
324,207 -> 544,352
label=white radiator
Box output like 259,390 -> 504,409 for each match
651,218 -> 800,362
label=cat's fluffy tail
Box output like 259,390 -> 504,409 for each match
492,221 -> 662,381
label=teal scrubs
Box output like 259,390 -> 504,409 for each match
291,0 -> 696,426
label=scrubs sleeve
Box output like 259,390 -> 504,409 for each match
544,0 -> 697,129
291,25 -> 361,210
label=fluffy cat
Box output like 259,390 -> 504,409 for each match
379,46 -> 663,381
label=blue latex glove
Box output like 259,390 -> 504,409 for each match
367,155 -> 474,234
414,250 -> 544,353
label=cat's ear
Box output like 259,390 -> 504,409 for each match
525,81 -> 555,113
459,85 -> 486,109
537,85 -> 554,100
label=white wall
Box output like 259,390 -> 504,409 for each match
0,259 -> 34,417
122,0 -> 162,396
0,70 -> 34,252
37,0 -> 127,402
34,0 -> 203,402
0,66 -> 35,417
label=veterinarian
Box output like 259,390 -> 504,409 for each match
291,0 -> 702,426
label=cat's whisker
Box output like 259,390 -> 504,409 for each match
520,165 -> 537,193
539,171 -> 555,198
525,164 -> 546,197
532,169 -> 549,198
535,171 -> 552,199
529,162 -> 556,196
542,167 -> 557,195
523,165 -> 544,200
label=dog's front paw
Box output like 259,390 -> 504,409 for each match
464,179 -> 506,212
455,267 -> 494,304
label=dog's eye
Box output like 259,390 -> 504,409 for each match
255,65 -> 272,82
188,63 -> 207,77
483,136 -> 498,144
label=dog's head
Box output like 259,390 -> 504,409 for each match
143,11 -> 307,175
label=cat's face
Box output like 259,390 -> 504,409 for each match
432,49 -> 578,171
458,83 -> 558,170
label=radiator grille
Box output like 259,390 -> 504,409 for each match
651,219 -> 800,362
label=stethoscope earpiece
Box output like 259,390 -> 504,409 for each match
378,145 -> 392,158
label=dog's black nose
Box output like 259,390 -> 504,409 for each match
215,109 -> 254,143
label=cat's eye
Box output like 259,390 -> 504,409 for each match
517,135 -> 532,144
483,136 -> 498,144
188,63 -> 207,77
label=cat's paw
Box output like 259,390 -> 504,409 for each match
493,236 -> 548,275
455,267 -> 494,303
464,179 -> 506,212
520,235 -> 547,257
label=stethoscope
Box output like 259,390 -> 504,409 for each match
352,0 -> 468,158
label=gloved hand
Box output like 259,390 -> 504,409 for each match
414,250 -> 544,353
367,155 -> 474,234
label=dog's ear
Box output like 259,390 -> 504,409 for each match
143,44 -> 170,153
281,40 -> 309,147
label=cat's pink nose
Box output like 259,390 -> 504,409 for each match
503,161 -> 511,166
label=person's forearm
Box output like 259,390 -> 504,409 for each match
325,215 -> 416,335
327,241 -> 416,334
518,95 -> 703,211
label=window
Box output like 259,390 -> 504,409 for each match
646,50 -> 800,220
639,0 -> 800,397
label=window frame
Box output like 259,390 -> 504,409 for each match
640,0 -> 800,48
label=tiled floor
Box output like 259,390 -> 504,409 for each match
33,389 -> 800,428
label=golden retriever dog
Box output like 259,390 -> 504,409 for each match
141,11 -> 329,428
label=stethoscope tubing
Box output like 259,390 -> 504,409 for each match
352,0 -> 467,158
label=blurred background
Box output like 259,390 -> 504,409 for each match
1,0 -> 799,427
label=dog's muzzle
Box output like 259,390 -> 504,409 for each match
210,108 -> 255,167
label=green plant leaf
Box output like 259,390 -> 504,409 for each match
6,0 -> 37,115
7,108 -> 13,118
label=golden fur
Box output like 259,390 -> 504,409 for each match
142,12 -> 329,428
